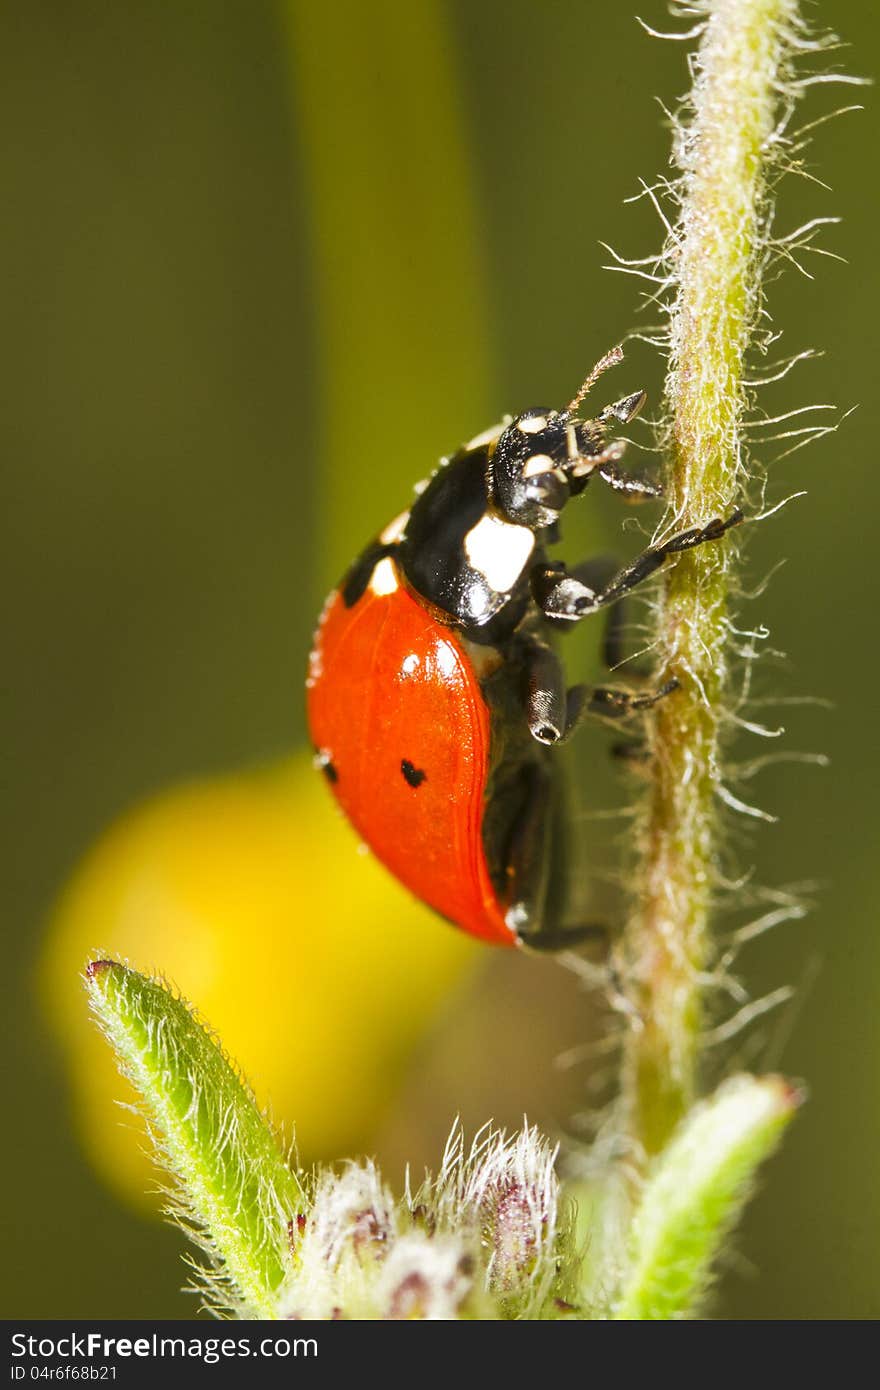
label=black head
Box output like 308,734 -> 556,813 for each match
490,390 -> 645,530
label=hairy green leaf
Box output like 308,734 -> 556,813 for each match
613,1074 -> 801,1319
85,959 -> 304,1318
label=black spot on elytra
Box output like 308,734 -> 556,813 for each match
401,759 -> 426,788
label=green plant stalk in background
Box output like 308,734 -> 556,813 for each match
621,0 -> 800,1159
280,0 -> 493,588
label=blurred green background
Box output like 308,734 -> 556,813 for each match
3,0 -> 877,1318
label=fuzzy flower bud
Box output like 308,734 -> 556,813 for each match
379,1234 -> 476,1320
278,1162 -> 395,1319
422,1121 -> 570,1317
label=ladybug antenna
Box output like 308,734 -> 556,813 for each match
566,343 -> 625,415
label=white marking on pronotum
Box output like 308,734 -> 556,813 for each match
400,652 -> 420,677
369,556 -> 399,595
517,414 -> 548,434
464,512 -> 534,592
380,510 -> 410,544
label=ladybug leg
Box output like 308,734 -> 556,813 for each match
589,510 -> 745,611
531,557 -> 614,628
525,641 -> 569,744
524,638 -> 671,743
502,759 -> 606,953
520,920 -> 608,953
566,444 -> 660,504
531,510 -> 743,623
538,600 -> 664,761
501,761 -> 555,939
592,452 -> 662,503
571,388 -> 657,502
541,560 -> 647,683
524,639 -> 596,744
568,385 -> 657,500
565,561 -> 635,672
523,639 -> 654,748
565,554 -> 619,598
574,678 -> 680,724
531,602 -> 665,759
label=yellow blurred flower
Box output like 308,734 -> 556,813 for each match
41,753 -> 479,1211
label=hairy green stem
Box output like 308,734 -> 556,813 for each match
622,0 -> 798,1158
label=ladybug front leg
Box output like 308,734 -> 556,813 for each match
588,449 -> 662,503
543,556 -> 636,673
531,510 -> 744,624
565,443 -> 661,506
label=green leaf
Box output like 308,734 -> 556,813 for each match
85,959 -> 305,1318
612,1074 -> 802,1320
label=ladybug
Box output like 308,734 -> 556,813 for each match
306,351 -> 740,949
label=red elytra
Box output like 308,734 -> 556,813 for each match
307,566 -> 515,946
